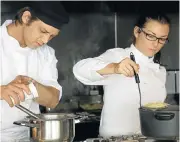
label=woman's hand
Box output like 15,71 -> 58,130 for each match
114,57 -> 140,77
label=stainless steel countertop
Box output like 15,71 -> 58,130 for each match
12,138 -> 179,142
13,139 -> 63,142
12,135 -> 179,142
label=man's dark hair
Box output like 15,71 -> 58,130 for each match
14,6 -> 38,25
14,2 -> 69,30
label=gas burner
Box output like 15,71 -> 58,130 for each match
109,134 -> 144,141
85,135 -> 179,142
85,135 -> 145,142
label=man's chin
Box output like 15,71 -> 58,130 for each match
28,45 -> 39,49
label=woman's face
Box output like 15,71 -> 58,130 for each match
134,20 -> 170,57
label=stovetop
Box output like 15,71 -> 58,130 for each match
83,135 -> 179,142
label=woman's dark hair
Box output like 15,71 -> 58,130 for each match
135,12 -> 170,30
14,6 -> 38,25
132,12 -> 171,64
153,51 -> 161,64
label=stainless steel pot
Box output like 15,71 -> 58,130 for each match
139,105 -> 179,138
14,113 -> 88,142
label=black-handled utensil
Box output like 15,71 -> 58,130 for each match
130,52 -> 142,107
130,52 -> 140,83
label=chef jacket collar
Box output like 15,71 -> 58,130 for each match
130,44 -> 160,70
2,20 -> 32,52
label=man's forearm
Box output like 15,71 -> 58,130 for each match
96,63 -> 117,75
33,82 -> 60,109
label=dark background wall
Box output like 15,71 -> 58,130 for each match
1,1 -> 179,102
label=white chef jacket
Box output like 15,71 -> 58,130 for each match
73,44 -> 167,138
0,20 -> 62,141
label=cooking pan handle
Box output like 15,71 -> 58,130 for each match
154,112 -> 175,121
15,105 -> 40,119
13,121 -> 39,128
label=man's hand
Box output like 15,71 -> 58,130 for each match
12,75 -> 35,85
0,75 -> 32,107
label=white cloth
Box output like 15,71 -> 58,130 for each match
73,44 -> 167,138
0,20 -> 62,141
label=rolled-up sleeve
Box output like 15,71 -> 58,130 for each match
37,47 -> 62,100
73,48 -> 126,85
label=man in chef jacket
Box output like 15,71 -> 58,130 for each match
0,2 -> 69,141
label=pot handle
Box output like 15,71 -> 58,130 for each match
13,121 -> 39,128
74,116 -> 89,124
154,112 -> 175,121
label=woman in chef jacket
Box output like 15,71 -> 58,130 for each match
73,12 -> 170,138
